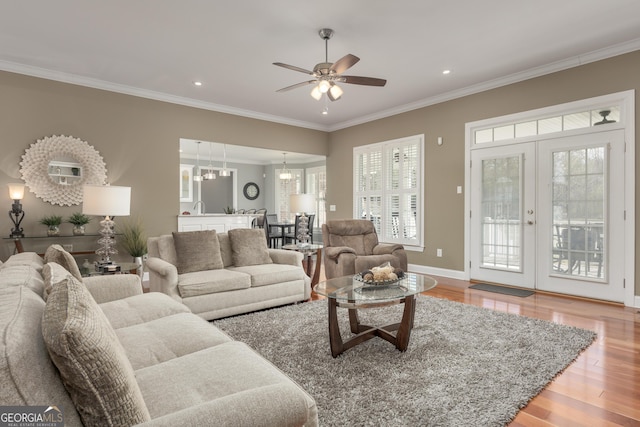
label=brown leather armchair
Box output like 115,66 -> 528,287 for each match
322,219 -> 408,279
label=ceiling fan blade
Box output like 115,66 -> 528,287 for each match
341,75 -> 387,87
273,62 -> 314,75
329,54 -> 360,75
276,80 -> 317,92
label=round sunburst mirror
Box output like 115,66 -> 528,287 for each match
20,135 -> 107,206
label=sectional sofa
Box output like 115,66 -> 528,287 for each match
0,247 -> 318,426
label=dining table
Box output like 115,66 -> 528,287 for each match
268,221 -> 295,247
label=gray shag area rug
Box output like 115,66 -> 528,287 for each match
214,296 -> 595,426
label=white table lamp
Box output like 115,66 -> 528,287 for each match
82,184 -> 131,271
289,193 -> 315,247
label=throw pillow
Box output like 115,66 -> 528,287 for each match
172,230 -> 224,274
42,262 -> 76,301
228,228 -> 272,267
43,244 -> 83,281
42,272 -> 151,426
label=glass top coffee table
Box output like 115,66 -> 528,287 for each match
313,273 -> 437,358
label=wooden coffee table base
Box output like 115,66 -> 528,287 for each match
327,294 -> 416,358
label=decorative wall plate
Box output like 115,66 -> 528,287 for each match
20,135 -> 107,206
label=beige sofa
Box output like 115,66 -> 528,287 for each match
0,249 -> 318,426
146,229 -> 310,320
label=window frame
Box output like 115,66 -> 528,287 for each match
353,134 -> 425,251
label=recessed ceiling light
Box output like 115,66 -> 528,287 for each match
442,70 -> 451,75
193,81 -> 203,86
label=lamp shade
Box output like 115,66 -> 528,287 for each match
310,85 -> 322,101
329,84 -> 343,100
279,171 -> 292,180
7,183 -> 25,200
289,193 -> 315,214
82,185 -> 131,216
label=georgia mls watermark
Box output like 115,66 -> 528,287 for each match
0,406 -> 64,427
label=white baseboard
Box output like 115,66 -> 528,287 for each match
408,264 -> 467,281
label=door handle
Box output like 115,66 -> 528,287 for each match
527,220 -> 535,225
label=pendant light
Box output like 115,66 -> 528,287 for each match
203,142 -> 216,180
219,144 -> 231,177
193,141 -> 204,182
279,153 -> 292,180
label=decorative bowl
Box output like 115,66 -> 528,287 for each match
353,274 -> 402,287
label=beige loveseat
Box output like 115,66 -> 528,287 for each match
146,229 -> 310,320
0,249 -> 318,426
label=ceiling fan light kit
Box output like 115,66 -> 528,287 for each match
274,28 -> 386,104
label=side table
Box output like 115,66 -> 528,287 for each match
82,261 -> 140,277
281,244 -> 323,287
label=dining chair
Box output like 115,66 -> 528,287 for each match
554,225 -> 603,277
253,208 -> 268,228
263,214 -> 282,248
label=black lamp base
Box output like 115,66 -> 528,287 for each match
9,200 -> 25,239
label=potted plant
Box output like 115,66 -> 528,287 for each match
67,212 -> 91,235
39,215 -> 63,236
118,217 -> 147,279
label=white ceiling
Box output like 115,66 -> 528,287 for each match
2,1 -> 640,134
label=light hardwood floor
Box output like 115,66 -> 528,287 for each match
311,272 -> 640,426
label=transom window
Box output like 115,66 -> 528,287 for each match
354,135 -> 424,250
475,105 -> 621,144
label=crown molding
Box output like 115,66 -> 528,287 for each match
327,38 -> 640,131
0,60 -> 328,132
1,37 -> 639,134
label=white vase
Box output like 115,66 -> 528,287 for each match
134,256 -> 144,282
47,225 -> 60,236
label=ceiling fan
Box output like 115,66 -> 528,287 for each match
273,28 -> 386,102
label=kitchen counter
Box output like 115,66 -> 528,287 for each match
177,214 -> 258,232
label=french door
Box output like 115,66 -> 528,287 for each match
470,143 -> 536,288
470,130 -> 625,302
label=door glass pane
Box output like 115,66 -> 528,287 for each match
481,156 -> 522,270
551,146 -> 605,280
